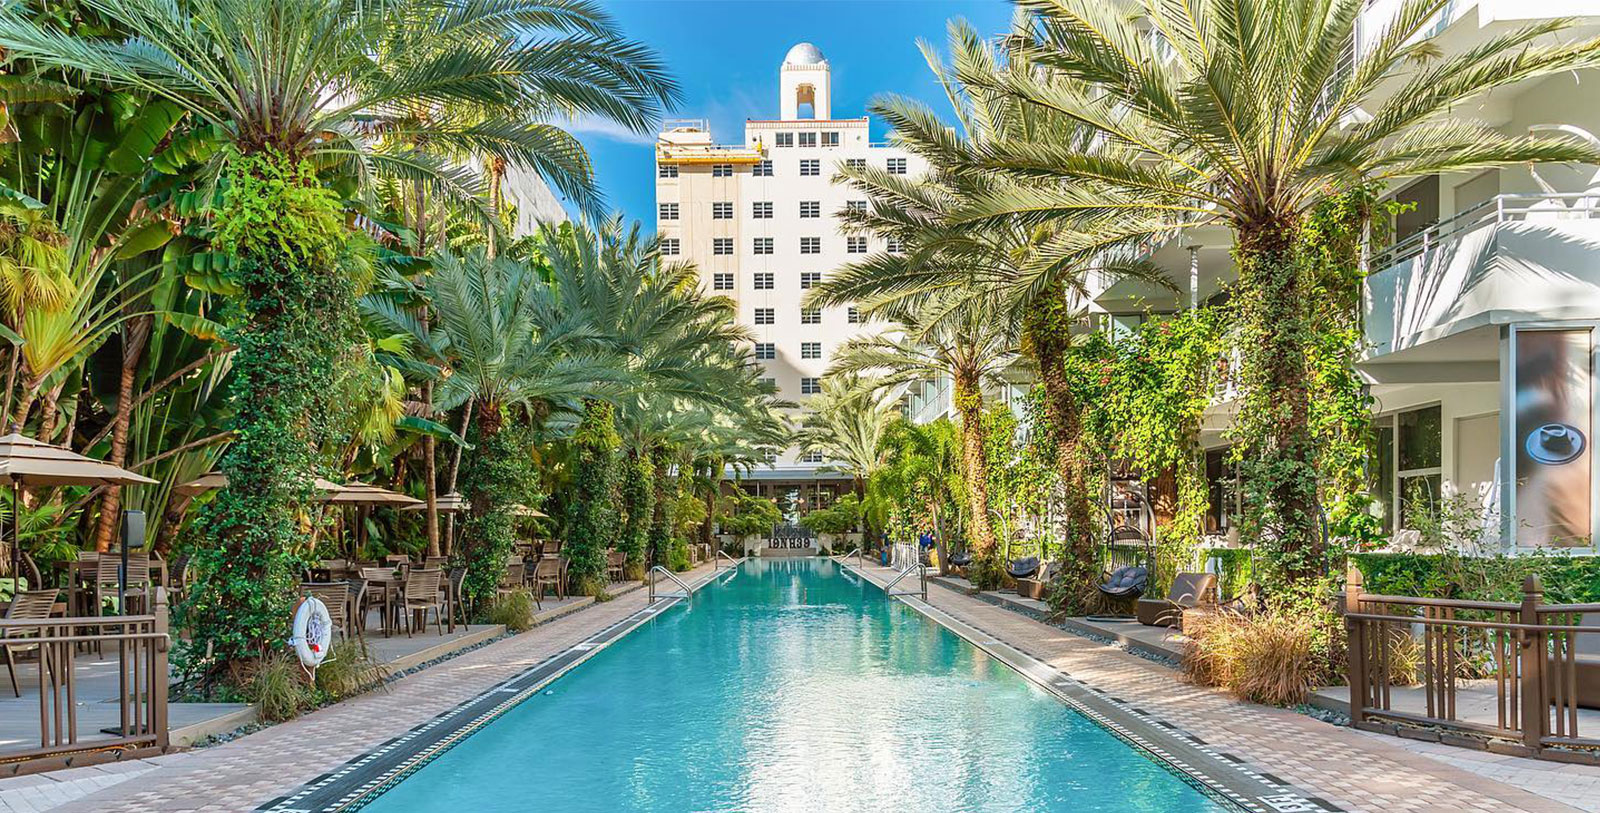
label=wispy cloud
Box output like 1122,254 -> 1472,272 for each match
563,114 -> 657,146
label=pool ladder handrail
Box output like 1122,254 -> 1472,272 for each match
647,565 -> 692,604
834,546 -> 866,570
714,549 -> 740,570
884,562 -> 928,602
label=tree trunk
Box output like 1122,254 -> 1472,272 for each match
94,315 -> 152,552
1235,218 -> 1321,587
444,402 -> 471,554
952,369 -> 998,581
1026,289 -> 1098,609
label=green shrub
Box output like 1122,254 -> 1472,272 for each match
1351,552 -> 1600,604
719,492 -> 781,537
1205,548 -> 1255,601
245,652 -> 316,722
484,588 -> 537,632
799,494 -> 861,536
315,638 -> 384,700
667,537 -> 691,572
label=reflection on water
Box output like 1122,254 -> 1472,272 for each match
363,558 -> 1227,812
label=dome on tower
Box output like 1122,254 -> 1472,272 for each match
783,42 -> 827,66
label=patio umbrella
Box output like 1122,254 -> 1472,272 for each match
173,471 -> 345,496
0,433 -> 157,584
401,492 -> 469,513
510,504 -> 548,519
322,483 -> 423,506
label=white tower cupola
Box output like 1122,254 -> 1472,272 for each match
780,42 -> 831,121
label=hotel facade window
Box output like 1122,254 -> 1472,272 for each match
752,201 -> 773,218
658,202 -> 678,220
798,132 -> 817,147
713,272 -> 733,290
753,272 -> 774,290
753,159 -> 773,177
846,236 -> 867,253
712,163 -> 733,177
775,132 -> 793,147
754,308 -> 775,325
1374,405 -> 1444,532
887,157 -> 907,174
712,201 -> 733,219
886,236 -> 903,253
844,158 -> 865,169
799,200 -> 820,218
800,271 -> 821,289
847,200 -> 867,212
657,163 -> 678,178
761,377 -> 776,390
800,159 -> 820,176
800,308 -> 821,325
800,377 -> 821,395
753,237 -> 773,255
754,342 -> 776,360
801,342 -> 821,359
847,306 -> 860,324
800,450 -> 824,463
713,237 -> 733,255
800,237 -> 821,254
662,238 -> 679,255
822,131 -> 839,146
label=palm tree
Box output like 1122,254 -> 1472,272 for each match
796,374 -> 898,503
960,0 -> 1600,587
810,22 -> 1173,603
0,0 -> 677,668
828,294 -> 1018,581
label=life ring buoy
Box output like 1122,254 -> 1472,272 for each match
290,596 -> 333,669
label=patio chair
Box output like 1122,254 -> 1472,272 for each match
531,556 -> 562,607
300,581 -> 355,640
499,562 -> 526,598
541,539 -> 563,557
1006,556 -> 1041,582
424,556 -> 448,571
2,590 -> 56,697
399,568 -> 445,637
946,550 -> 973,576
605,551 -> 626,583
1016,560 -> 1055,600
358,567 -> 398,636
1136,572 -> 1218,628
444,567 -> 469,629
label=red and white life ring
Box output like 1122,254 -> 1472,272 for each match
290,596 -> 333,669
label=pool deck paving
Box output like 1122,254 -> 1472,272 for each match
0,569 -> 716,813
861,562 -> 1599,813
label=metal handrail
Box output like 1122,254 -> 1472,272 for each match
834,546 -> 866,570
1372,191 -> 1600,271
647,565 -> 691,604
884,563 -> 928,602
714,550 -> 739,571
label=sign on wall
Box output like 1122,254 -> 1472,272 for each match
1513,328 -> 1593,547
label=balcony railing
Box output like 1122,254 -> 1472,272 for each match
1372,192 -> 1600,273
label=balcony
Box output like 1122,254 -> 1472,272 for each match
1363,193 -> 1600,361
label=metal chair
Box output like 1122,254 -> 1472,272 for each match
531,556 -> 563,606
605,550 -> 626,583
399,568 -> 445,637
2,590 -> 56,697
300,581 -> 356,639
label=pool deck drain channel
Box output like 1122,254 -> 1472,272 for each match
839,559 -> 1344,813
256,564 -> 737,813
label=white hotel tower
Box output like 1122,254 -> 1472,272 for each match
654,42 -> 924,510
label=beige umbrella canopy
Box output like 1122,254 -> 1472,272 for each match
0,433 -> 157,580
511,504 -> 549,519
174,471 -> 345,497
322,483 -> 423,506
402,492 -> 469,513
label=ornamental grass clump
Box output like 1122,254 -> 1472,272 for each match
485,588 -> 537,632
315,638 -> 385,700
1183,610 -> 1327,707
245,652 -> 316,723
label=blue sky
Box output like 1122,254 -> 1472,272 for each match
562,0 -> 1014,223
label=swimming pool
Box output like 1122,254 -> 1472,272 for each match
359,558 -> 1230,812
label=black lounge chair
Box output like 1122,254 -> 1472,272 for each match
948,551 -> 973,568
1006,556 -> 1040,581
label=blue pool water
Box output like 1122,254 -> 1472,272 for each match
363,558 -> 1226,812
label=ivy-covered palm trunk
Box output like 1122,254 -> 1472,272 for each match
1234,217 -> 1322,589
1026,295 -> 1097,610
179,153 -> 353,681
459,406 -> 531,610
647,446 -> 673,568
566,400 -> 619,594
952,370 -> 999,582
619,447 -> 653,579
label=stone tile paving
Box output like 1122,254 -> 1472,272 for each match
857,563 -> 1586,813
0,565 -> 717,813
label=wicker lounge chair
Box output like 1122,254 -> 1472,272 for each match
1136,572 -> 1217,627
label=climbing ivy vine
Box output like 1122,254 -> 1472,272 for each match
566,400 -> 619,594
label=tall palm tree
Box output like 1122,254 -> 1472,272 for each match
828,294 -> 1018,580
797,374 -> 898,502
811,22 -> 1170,602
0,0 -> 677,668
960,0 -> 1600,587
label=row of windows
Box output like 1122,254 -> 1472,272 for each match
663,199 -> 869,221
750,307 -> 860,325
754,378 -> 825,401
660,237 -> 899,256
754,342 -> 825,360
657,156 -> 903,179
713,272 -> 828,290
772,131 -> 842,148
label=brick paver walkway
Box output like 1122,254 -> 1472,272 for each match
0,565 -> 719,813
853,563 -> 1585,813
